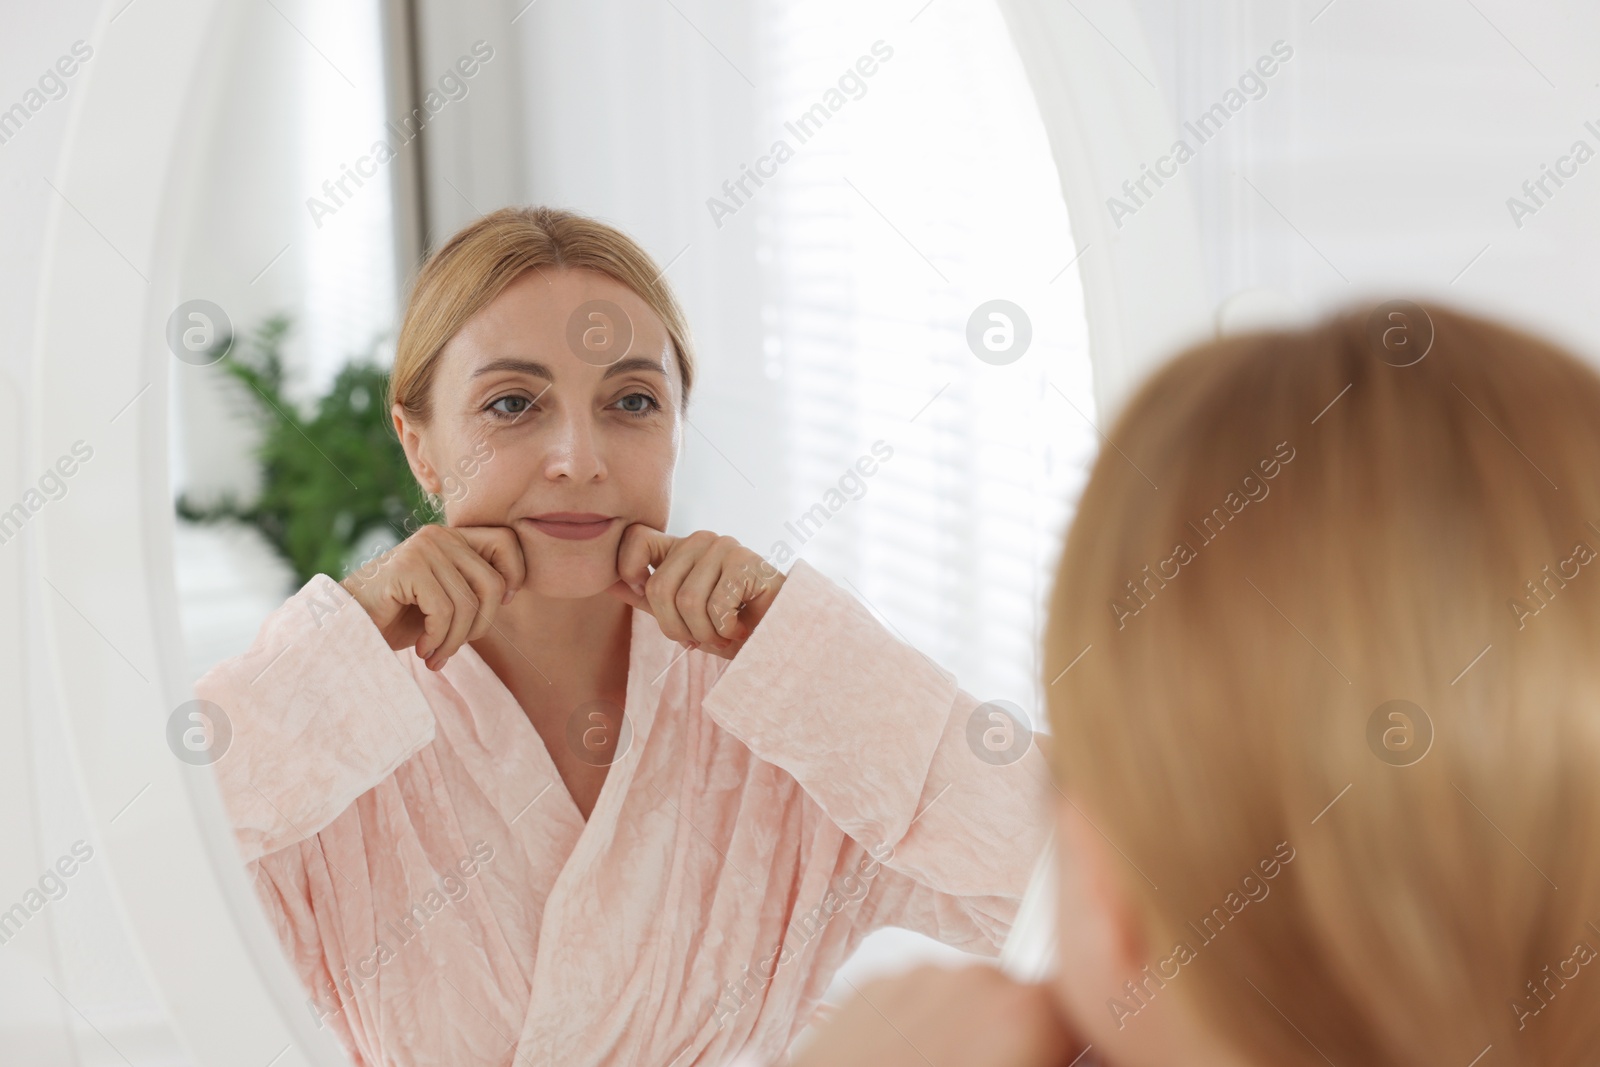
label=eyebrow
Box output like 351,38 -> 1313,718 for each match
470,356 -> 668,382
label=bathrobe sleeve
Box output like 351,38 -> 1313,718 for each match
698,559 -> 1053,953
192,573 -> 438,866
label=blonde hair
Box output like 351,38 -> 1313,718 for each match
1045,304 -> 1600,1065
386,206 -> 697,510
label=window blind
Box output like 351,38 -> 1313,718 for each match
753,0 -> 1099,725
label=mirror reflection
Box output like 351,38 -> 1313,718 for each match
166,1 -> 1085,1063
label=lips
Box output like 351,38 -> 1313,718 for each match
523,513 -> 617,541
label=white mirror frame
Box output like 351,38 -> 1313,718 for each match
30,0 -> 1208,1059
33,0 -> 350,1062
997,0 -> 1211,418
992,0 -> 1211,974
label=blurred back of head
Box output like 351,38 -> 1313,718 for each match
1045,303 -> 1600,1065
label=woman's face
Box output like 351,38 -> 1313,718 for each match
395,266 -> 682,599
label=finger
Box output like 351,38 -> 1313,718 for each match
614,523 -> 679,597
433,535 -> 506,644
729,560 -> 785,637
645,530 -> 714,645
407,567 -> 457,664
676,538 -> 742,648
604,579 -> 650,613
707,555 -> 766,642
454,525 -> 528,604
419,545 -> 479,668
428,569 -> 483,668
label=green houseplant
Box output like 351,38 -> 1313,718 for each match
176,314 -> 438,588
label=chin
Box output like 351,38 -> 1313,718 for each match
524,549 -> 621,599
531,573 -> 620,599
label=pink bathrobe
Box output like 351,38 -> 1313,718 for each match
194,558 -> 1051,1067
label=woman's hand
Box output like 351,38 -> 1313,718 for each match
606,525 -> 785,659
339,524 -> 527,672
788,963 -> 1085,1067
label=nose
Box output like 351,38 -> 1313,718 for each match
542,407 -> 606,483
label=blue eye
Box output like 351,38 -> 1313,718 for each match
486,392 -> 661,421
616,392 -> 662,418
487,395 -> 531,421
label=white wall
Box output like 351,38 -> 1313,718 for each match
504,0 -> 784,548
1133,0 -> 1600,361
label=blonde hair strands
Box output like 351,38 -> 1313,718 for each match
1045,305 -> 1600,1065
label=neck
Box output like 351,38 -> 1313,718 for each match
468,586 -> 633,704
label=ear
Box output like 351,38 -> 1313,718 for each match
1054,791 -> 1148,978
392,402 -> 444,496
1050,793 -> 1225,1064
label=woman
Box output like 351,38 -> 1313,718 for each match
193,206 -> 1051,1067
794,304 -> 1600,1065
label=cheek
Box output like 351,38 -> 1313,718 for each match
637,469 -> 674,525
618,434 -> 678,523
440,452 -> 521,524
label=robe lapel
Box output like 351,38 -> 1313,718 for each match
507,605 -> 692,1064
